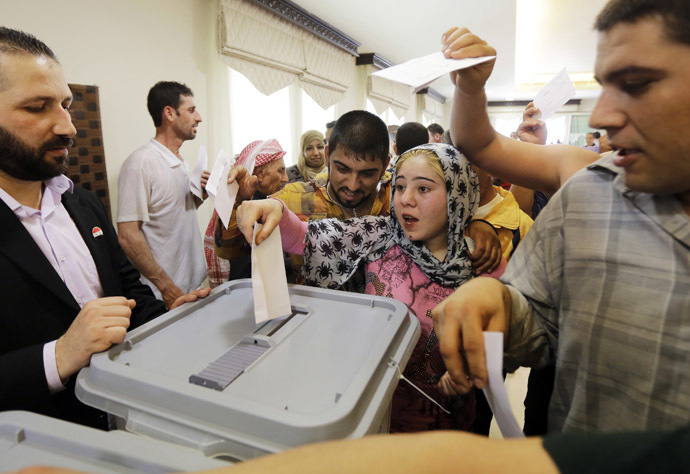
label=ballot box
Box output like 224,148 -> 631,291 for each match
76,280 -> 420,461
0,411 -> 229,472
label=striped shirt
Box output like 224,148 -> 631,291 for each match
503,153 -> 690,433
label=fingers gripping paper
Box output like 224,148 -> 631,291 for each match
251,223 -> 291,324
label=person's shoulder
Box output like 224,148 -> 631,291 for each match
66,186 -> 108,216
278,177 -> 321,196
122,141 -> 158,167
286,164 -> 302,182
562,152 -> 620,189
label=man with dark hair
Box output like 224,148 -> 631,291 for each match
427,123 -> 444,143
117,81 -> 208,308
146,81 -> 193,128
435,0 -> 690,434
395,122 -> 429,156
0,27 -> 207,429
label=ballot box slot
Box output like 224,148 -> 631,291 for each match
188,307 -> 306,391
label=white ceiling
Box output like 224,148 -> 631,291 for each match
292,0 -> 608,102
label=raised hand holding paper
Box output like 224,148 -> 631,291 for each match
372,51 -> 495,93
532,67 -> 576,121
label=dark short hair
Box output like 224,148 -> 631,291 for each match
147,81 -> 193,127
427,123 -> 444,136
0,27 -> 57,90
595,0 -> 690,45
326,120 -> 336,129
396,122 -> 429,155
0,27 -> 57,59
328,110 -> 389,164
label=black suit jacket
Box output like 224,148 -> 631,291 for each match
0,186 -> 166,428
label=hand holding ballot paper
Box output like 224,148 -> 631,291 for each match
372,51 -> 495,93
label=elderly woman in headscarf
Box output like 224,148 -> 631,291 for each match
286,130 -> 326,183
237,143 -> 507,433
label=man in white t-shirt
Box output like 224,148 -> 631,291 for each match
117,81 -> 208,308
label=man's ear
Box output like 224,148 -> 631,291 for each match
381,154 -> 391,179
163,105 -> 176,123
393,142 -> 398,156
324,143 -> 330,167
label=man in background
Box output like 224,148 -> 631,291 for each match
427,123 -> 444,143
117,82 -> 208,308
394,122 -> 429,156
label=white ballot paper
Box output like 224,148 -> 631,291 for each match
206,148 -> 230,198
214,161 -> 237,230
482,332 -> 525,438
533,67 -> 576,121
372,51 -> 495,93
251,222 -> 291,324
189,145 -> 208,199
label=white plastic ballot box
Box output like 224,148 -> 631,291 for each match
0,411 -> 229,472
76,280 -> 420,461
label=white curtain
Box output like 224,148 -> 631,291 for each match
421,93 -> 444,123
218,0 -> 354,109
367,73 -> 411,118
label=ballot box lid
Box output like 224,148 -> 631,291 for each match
0,411 -> 230,473
76,281 -> 420,461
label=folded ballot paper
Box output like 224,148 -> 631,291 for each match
189,145 -> 208,200
372,51 -> 495,93
251,222 -> 292,324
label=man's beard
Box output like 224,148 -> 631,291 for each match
0,125 -> 73,181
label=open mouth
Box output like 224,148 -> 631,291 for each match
339,189 -> 361,200
402,214 -> 418,225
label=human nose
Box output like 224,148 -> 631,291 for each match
589,88 -> 626,132
54,107 -> 77,137
399,187 -> 415,206
195,111 -> 203,123
281,169 -> 288,184
343,173 -> 359,191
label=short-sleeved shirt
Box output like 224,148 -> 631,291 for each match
502,153 -> 690,433
117,139 -> 205,298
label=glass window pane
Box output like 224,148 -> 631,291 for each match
489,113 -> 522,138
228,68 -> 293,164
568,114 -> 591,146
301,92 -> 335,139
544,115 -> 567,144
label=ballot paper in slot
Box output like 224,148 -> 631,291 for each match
76,280 -> 420,461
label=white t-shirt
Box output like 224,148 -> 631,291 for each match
117,139 -> 206,298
